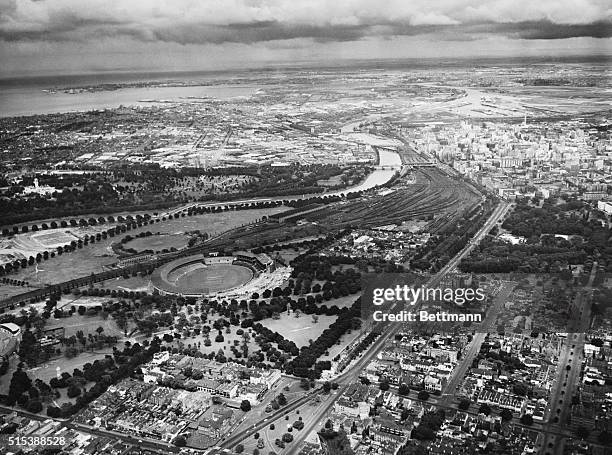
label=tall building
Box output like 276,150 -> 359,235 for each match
317,424 -> 354,455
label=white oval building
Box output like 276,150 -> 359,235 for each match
0,322 -> 22,356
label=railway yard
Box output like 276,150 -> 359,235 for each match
0,58 -> 611,455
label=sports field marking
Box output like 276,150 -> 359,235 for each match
291,327 -> 312,332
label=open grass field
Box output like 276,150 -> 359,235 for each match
124,233 -> 189,252
4,206 -> 287,288
0,283 -> 41,300
152,206 -> 287,236
170,263 -> 253,293
99,274 -> 151,292
10,244 -> 118,288
171,311 -> 335,362
264,313 -> 336,348
27,350 -> 113,384
0,337 -> 112,395
45,311 -> 126,338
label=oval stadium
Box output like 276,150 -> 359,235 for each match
0,322 -> 21,356
150,252 -> 275,297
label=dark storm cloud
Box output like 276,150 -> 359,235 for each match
147,22 -> 371,45
0,1 -> 610,45
431,20 -> 612,42
497,20 -> 612,40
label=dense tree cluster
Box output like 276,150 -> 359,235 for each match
460,198 -> 612,273
0,162 -> 365,225
412,198 -> 496,272
411,409 -> 445,441
285,297 -> 361,379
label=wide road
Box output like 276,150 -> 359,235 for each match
260,200 -> 511,454
538,264 -> 596,455
440,280 -> 516,407
220,389 -> 320,448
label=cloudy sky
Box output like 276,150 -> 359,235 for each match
1,0 -> 611,77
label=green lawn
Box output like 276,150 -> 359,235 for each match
123,233 -> 189,253
5,206 -> 287,288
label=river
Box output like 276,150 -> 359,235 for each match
183,147 -> 403,211
327,148 -> 401,195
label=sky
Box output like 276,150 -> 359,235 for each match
1,0 -> 611,77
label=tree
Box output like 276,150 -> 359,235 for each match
173,435 -> 187,447
26,399 -> 43,413
513,383 -> 528,396
520,414 -> 533,426
458,399 -> 471,411
412,425 -> 436,441
478,403 -> 492,416
500,409 -> 513,421
597,431 -> 611,446
7,369 -> 32,405
575,425 -> 590,440
398,383 -> 410,395
293,420 -> 304,430
417,390 -> 430,401
235,444 -> 245,453
67,385 -> 81,398
47,406 -> 61,418
282,433 -> 293,443
323,382 -> 331,393
241,400 -> 252,412
379,381 -> 390,391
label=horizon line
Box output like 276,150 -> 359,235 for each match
2,53 -> 611,83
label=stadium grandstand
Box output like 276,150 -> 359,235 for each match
150,252 -> 278,298
0,322 -> 21,356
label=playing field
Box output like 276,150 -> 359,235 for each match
7,207 -> 286,287
170,263 -> 253,293
264,313 -> 337,347
153,256 -> 254,295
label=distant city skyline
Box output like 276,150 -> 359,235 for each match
1,0 -> 611,77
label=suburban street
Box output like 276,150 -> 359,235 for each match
440,280 -> 516,408
538,264 -> 597,455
